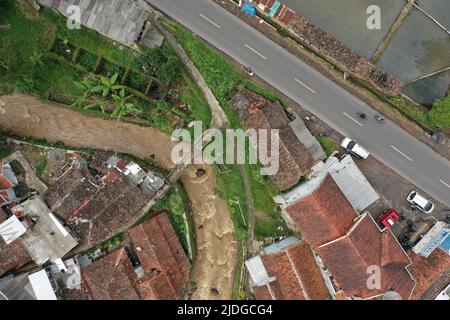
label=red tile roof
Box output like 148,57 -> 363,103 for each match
0,161 -> 13,191
408,248 -> 450,299
252,241 -> 329,300
285,174 -> 357,247
82,248 -> 141,300
128,212 -> 190,299
81,246 -> 180,300
317,213 -> 415,300
0,208 -> 32,277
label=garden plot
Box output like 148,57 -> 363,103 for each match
281,0 -> 405,60
376,7 -> 450,82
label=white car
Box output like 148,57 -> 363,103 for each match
407,190 -> 434,214
340,137 -> 370,159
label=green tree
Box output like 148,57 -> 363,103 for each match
429,95 -> 450,128
157,56 -> 181,84
139,48 -> 167,72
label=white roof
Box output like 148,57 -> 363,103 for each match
0,215 -> 26,245
435,283 -> 450,300
28,270 -> 57,300
245,256 -> 272,286
278,155 -> 379,212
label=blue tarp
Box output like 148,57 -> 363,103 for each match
269,1 -> 281,18
242,2 -> 257,16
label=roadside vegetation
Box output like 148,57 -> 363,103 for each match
162,18 -> 288,238
316,135 -> 337,157
0,0 -> 211,132
162,17 -> 295,299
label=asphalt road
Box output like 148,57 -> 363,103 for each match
146,0 -> 450,207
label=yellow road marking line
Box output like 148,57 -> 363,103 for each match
390,145 -> 414,162
199,13 -> 221,28
294,78 -> 316,94
440,180 -> 450,188
244,43 -> 267,60
343,112 -> 364,127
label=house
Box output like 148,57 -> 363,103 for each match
283,174 -> 357,247
91,152 -> 165,197
44,157 -> 149,244
0,208 -> 31,277
229,89 -> 325,191
0,268 -> 58,300
128,212 -> 190,299
0,160 -> 18,206
245,238 -> 329,300
11,196 -> 78,265
76,212 -> 190,300
407,248 -> 450,299
37,0 -> 149,46
276,154 -> 379,213
278,167 -> 415,299
316,213 -> 415,300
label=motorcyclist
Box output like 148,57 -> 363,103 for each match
375,114 -> 385,123
357,112 -> 366,119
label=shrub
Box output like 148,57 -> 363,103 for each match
77,50 -> 98,71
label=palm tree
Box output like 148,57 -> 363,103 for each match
111,88 -> 141,120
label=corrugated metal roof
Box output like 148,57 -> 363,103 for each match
37,0 -> 148,45
278,155 -> 379,213
263,236 -> 300,254
328,155 -> 379,212
0,215 -> 27,245
289,118 -> 326,162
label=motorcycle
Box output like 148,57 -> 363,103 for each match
375,114 -> 385,124
356,112 -> 366,119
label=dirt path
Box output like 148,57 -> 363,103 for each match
0,94 -> 237,299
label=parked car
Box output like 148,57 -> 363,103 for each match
340,137 -> 370,159
407,190 -> 434,214
377,208 -> 400,228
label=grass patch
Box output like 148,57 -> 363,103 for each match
34,157 -> 48,183
181,73 -> 212,126
77,49 -> 99,71
215,164 -> 248,241
316,135 -> 337,157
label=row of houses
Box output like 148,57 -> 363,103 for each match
0,149 -> 188,300
245,153 -> 450,300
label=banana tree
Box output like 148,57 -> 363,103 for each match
111,88 -> 141,120
95,73 -> 123,98
72,76 -> 97,109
